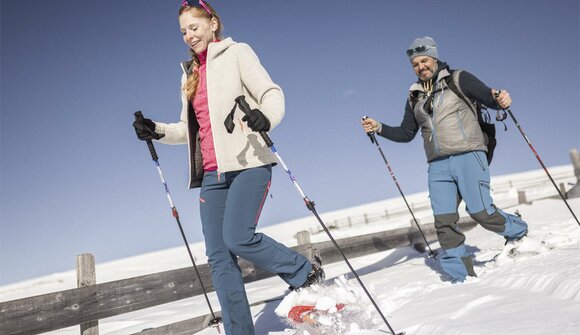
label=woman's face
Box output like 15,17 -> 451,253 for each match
179,11 -> 216,55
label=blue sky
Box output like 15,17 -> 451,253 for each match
1,0 -> 578,285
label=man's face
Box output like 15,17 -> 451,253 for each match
411,56 -> 437,81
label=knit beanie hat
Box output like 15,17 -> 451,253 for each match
407,36 -> 438,61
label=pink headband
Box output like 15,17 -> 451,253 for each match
181,0 -> 212,16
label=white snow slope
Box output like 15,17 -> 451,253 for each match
1,166 -> 579,335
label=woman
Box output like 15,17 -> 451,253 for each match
133,1 -> 323,333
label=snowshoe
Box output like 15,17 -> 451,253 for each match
287,303 -> 346,324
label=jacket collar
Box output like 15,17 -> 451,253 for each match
180,37 -> 235,75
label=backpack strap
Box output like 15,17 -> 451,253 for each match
445,70 -> 479,116
446,70 -> 498,164
408,90 -> 420,110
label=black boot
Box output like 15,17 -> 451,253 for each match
291,255 -> 325,291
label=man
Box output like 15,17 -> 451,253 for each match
361,36 -> 528,282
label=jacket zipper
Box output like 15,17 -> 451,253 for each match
180,62 -> 196,189
421,92 -> 440,156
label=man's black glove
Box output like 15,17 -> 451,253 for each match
133,117 -> 164,141
241,109 -> 270,132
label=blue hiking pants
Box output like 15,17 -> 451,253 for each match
428,151 -> 528,282
200,165 -> 312,334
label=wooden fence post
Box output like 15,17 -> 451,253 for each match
567,148 -> 580,198
518,190 -> 527,204
296,230 -> 314,260
410,218 -> 419,228
559,183 -> 567,198
77,253 -> 99,335
408,218 -> 427,253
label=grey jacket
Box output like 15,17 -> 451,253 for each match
411,68 -> 487,162
379,65 -> 497,162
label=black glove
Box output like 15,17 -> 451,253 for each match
241,109 -> 270,132
133,117 -> 163,141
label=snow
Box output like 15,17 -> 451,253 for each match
267,203 -> 580,335
1,166 -> 579,334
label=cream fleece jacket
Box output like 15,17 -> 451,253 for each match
153,38 -> 284,188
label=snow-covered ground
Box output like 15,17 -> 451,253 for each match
1,166 -> 579,334
272,198 -> 580,335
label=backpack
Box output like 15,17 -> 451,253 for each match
409,70 -> 500,164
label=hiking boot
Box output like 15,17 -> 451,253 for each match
504,210 -> 528,245
290,256 -> 325,291
504,230 -> 528,245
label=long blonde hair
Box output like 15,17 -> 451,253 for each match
179,1 -> 223,100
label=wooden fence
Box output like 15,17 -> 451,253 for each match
0,217 -> 478,335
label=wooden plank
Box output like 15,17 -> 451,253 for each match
317,226 -> 418,264
133,313 -> 220,335
0,266 -> 213,335
130,295 -> 284,335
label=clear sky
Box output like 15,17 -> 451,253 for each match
1,0 -> 578,285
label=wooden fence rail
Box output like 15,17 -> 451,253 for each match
1,265 -> 214,335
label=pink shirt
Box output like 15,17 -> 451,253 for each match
192,49 -> 218,172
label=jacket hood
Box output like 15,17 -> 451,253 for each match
433,61 -> 449,80
207,37 -> 235,59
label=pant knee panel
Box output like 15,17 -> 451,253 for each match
470,209 -> 506,233
434,213 -> 464,249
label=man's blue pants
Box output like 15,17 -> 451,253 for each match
428,151 -> 528,282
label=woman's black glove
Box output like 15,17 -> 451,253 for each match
241,109 -> 270,132
133,117 -> 163,141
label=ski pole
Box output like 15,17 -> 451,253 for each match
362,116 -> 437,258
231,97 -> 405,335
494,92 -> 579,227
133,111 -> 223,332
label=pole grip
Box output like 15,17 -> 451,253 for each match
494,90 -> 511,112
361,116 -> 376,144
134,111 -> 159,161
235,96 -> 274,147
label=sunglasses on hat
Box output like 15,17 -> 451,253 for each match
406,45 -> 435,57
